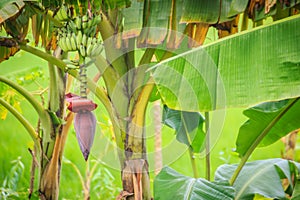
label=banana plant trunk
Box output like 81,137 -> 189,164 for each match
119,83 -> 154,200
121,117 -> 152,200
38,48 -> 67,200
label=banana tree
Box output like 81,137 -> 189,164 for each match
1,0 -> 300,199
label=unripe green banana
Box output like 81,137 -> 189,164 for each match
79,45 -> 86,57
85,26 -> 96,37
55,6 -> 69,21
59,37 -> 68,52
87,19 -> 93,28
82,15 -> 88,29
76,31 -> 83,49
82,34 -> 87,47
70,33 -> 77,51
92,37 -> 97,44
75,17 -> 82,29
57,34 -> 61,41
82,15 -> 88,22
57,29 -> 63,35
65,37 -> 72,51
90,43 -> 103,57
86,37 -> 92,48
68,21 -> 77,33
91,15 -> 101,26
54,9 -> 63,21
86,42 -> 95,57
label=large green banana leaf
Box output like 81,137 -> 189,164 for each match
152,14 -> 300,112
215,158 -> 300,199
236,98 -> 300,158
154,166 -> 235,200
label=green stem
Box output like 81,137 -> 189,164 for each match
0,76 -> 53,141
20,44 -> 66,71
182,111 -> 199,178
139,48 -> 155,66
79,55 -> 87,98
241,13 -> 249,31
48,60 -> 58,111
188,147 -> 199,178
98,16 -> 127,76
126,38 -> 136,69
229,98 -> 300,185
205,112 -> 210,181
47,49 -> 64,112
0,97 -> 41,153
94,55 -> 119,96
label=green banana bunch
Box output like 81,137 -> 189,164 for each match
78,33 -> 103,57
54,5 -> 70,22
72,14 -> 101,37
56,13 -> 103,56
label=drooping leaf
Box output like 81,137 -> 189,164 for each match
166,0 -> 188,49
121,0 -> 144,39
2,4 -> 35,40
162,105 -> 205,153
215,158 -> 300,200
154,166 -> 235,200
0,0 -> 25,24
103,0 -> 131,10
236,98 -> 300,158
180,0 -> 248,23
0,38 -> 20,63
152,14 -> 300,112
228,0 -> 249,17
137,0 -> 172,47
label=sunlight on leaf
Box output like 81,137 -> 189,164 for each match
154,166 -> 235,200
153,14 -> 300,112
215,158 -> 300,199
236,98 -> 300,158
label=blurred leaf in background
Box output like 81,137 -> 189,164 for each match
0,157 -> 27,200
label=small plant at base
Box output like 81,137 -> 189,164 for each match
0,157 -> 26,200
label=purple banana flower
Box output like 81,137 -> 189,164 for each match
65,93 -> 97,161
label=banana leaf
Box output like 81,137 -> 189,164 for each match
152,14 -> 300,112
0,0 -> 25,24
236,98 -> 300,158
162,105 -> 205,153
121,0 -> 144,39
215,158 -> 300,199
137,0 -> 172,47
154,166 -> 235,200
180,0 -> 249,23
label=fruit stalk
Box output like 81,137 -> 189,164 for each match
79,56 -> 87,99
